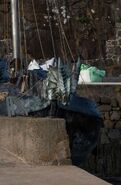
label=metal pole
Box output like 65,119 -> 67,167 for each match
11,0 -> 20,71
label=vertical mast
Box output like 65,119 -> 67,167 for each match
11,0 -> 20,72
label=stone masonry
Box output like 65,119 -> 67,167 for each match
106,23 -> 121,66
78,85 -> 121,177
85,94 -> 121,177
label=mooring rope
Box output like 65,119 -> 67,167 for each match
53,0 -> 94,98
46,0 -> 56,58
31,0 -> 45,59
21,0 -> 28,70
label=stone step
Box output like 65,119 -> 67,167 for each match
0,147 -> 111,185
0,165 -> 111,185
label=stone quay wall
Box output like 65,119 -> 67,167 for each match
95,95 -> 121,129
78,85 -> 121,177
106,23 -> 121,66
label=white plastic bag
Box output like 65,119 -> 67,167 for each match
40,57 -> 55,71
28,59 -> 40,71
78,70 -> 91,84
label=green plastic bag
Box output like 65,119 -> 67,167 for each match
80,64 -> 106,82
89,67 -> 106,82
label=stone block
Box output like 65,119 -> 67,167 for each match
105,58 -> 114,66
115,121 -> 121,129
118,39 -> 121,45
94,96 -> 100,103
117,30 -> 121,37
115,46 -> 121,55
108,129 -> 121,139
101,128 -> 121,144
104,112 -> 110,120
112,107 -> 120,111
106,40 -> 113,45
0,117 -> 71,165
100,128 -> 110,144
98,105 -> 111,112
100,97 -> 111,104
111,40 -> 117,45
111,98 -> 118,107
117,96 -> 121,107
110,111 -> 121,121
118,56 -> 121,62
104,120 -> 114,129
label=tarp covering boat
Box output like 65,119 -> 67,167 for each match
0,59 -> 9,83
0,58 -> 101,119
58,93 -> 101,118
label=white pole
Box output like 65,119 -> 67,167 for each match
11,0 -> 20,66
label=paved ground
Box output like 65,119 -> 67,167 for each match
0,148 -> 111,185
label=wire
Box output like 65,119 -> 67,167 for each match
53,0 -> 94,98
46,0 -> 56,58
6,0 -> 9,53
31,0 -> 45,59
3,0 -> 6,40
21,0 -> 28,70
54,0 -> 75,62
58,23 -> 67,61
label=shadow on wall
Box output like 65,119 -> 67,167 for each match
63,111 -> 103,166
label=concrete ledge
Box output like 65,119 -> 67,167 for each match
0,117 -> 70,165
0,165 -> 111,185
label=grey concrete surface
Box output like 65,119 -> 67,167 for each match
0,148 -> 111,185
0,117 -> 70,165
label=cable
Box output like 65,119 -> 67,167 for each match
46,0 -> 56,58
31,0 -> 45,59
54,0 -> 75,62
53,0 -> 94,98
21,0 -> 28,70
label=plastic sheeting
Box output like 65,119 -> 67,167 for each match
59,93 -> 101,118
40,57 -> 55,71
0,59 -> 9,83
78,64 -> 106,83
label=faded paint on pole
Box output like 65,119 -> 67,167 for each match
11,0 -> 20,71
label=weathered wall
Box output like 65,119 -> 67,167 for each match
0,117 -> 71,165
0,0 -> 119,60
78,85 -> 121,177
106,23 -> 121,66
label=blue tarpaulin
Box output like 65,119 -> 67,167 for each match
0,59 -> 9,83
59,94 -> 101,118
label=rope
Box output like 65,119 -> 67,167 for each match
51,1 -> 70,62
53,0 -> 95,98
6,0 -> 9,53
14,80 -> 41,103
58,23 -> 67,61
3,0 -> 6,40
46,0 -> 56,58
31,0 -> 45,59
21,0 -> 28,70
53,0 -> 75,62
51,1 -> 67,61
